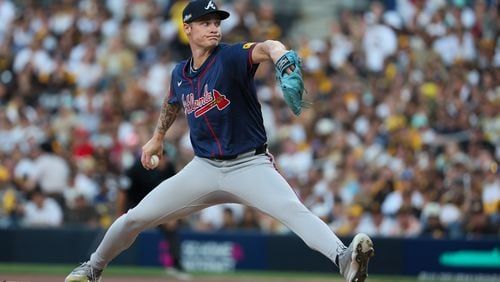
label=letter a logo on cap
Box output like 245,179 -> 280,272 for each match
205,0 -> 216,10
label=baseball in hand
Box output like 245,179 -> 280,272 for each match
150,155 -> 160,168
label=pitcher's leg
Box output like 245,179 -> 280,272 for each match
90,158 -> 217,269
222,157 -> 345,263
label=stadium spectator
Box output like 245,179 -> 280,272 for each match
463,198 -> 497,238
420,202 -> 447,239
250,1 -> 281,41
64,193 -> 99,227
482,162 -> 500,215
195,204 -> 244,231
389,206 -> 422,237
26,141 -> 70,207
355,203 -> 397,237
221,207 -> 238,230
0,0 -> 16,40
238,207 -> 261,231
21,187 -> 63,227
0,164 -> 25,227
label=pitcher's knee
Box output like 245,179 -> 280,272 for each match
122,211 -> 152,232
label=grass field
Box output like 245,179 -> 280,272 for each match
0,263 -> 419,282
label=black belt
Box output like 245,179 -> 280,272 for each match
211,144 -> 267,161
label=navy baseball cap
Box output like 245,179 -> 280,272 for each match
182,0 -> 230,23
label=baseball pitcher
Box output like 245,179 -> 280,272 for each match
65,1 -> 374,281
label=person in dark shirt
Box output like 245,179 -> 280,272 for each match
64,194 -> 99,227
117,148 -> 189,279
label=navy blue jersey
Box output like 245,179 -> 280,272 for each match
168,42 -> 267,158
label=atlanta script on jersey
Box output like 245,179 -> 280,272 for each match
168,43 -> 267,159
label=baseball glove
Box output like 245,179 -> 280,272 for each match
275,50 -> 305,116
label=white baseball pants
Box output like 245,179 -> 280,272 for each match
90,153 -> 345,269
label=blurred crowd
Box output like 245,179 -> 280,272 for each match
0,0 -> 499,240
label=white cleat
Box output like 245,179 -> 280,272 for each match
338,233 -> 375,282
65,261 -> 103,282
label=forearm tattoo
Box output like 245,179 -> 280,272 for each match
156,98 -> 180,135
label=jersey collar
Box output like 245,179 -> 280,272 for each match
183,45 -> 221,78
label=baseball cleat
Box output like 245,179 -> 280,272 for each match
338,233 -> 374,282
65,261 -> 102,282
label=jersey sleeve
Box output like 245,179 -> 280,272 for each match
224,42 -> 259,77
167,84 -> 178,105
167,67 -> 180,105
